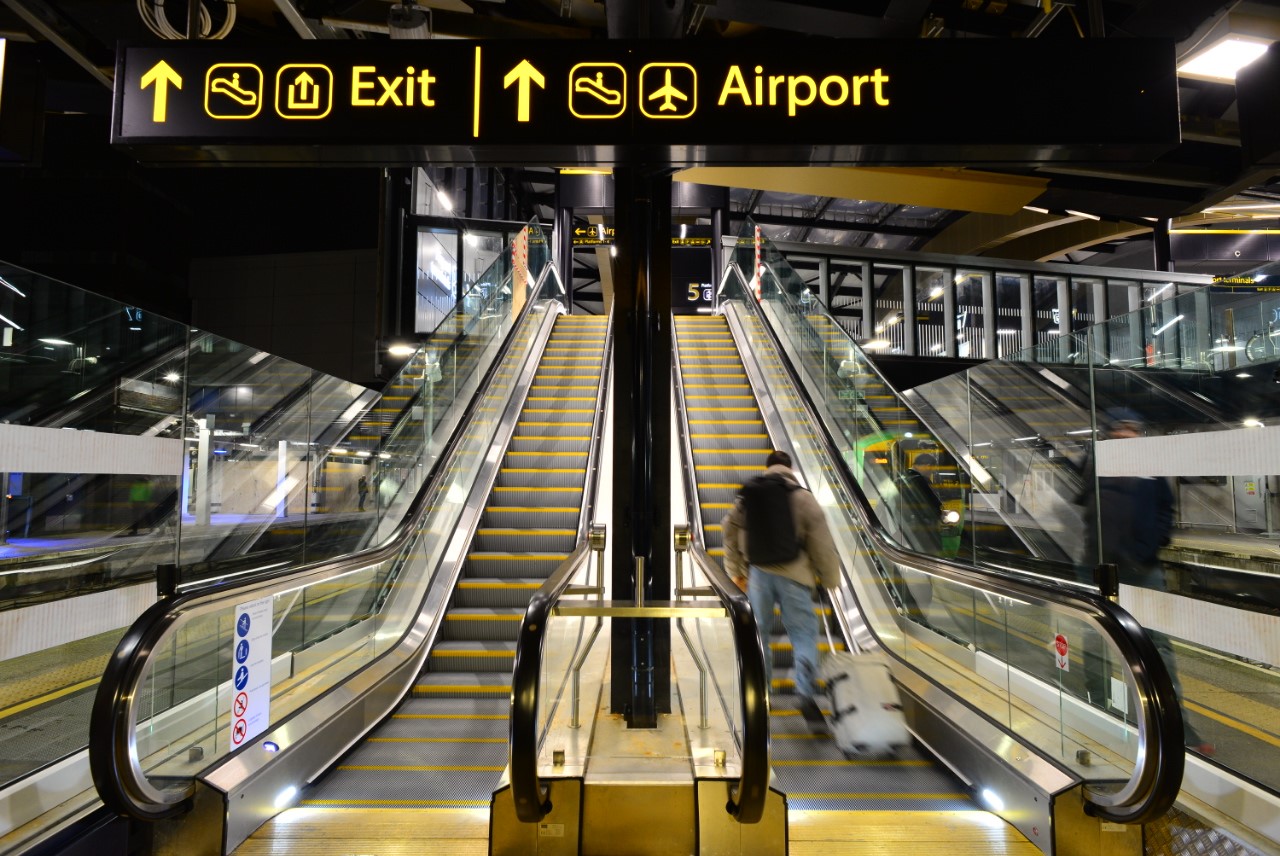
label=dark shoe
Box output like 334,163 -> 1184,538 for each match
799,696 -> 827,734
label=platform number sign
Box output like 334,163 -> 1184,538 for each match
230,596 -> 273,748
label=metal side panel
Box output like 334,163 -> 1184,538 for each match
894,664 -> 1134,856
490,779 -> 583,856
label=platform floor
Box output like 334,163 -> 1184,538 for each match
240,806 -> 1040,855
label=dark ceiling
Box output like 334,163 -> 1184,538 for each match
2,0 -> 1279,278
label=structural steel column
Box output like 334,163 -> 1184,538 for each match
609,168 -> 672,726
860,261 -> 873,340
817,256 -> 830,307
981,272 -> 997,359
555,202 -> 575,314
1056,278 -> 1073,363
1019,274 -> 1034,354
901,266 -> 916,355
942,269 -> 958,358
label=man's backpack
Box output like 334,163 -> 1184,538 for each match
740,472 -> 803,565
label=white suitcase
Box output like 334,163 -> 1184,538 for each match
820,627 -> 910,758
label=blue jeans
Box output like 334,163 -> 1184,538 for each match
748,567 -> 819,699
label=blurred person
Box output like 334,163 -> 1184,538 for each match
722,450 -> 840,731
1078,407 -> 1214,755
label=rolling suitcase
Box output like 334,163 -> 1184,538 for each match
820,621 -> 910,758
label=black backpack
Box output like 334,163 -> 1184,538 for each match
740,472 -> 803,565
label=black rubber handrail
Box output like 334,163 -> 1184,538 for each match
668,314 -> 771,824
90,277 -> 560,820
686,545 -> 772,823
506,542 -> 772,824
507,541 -> 592,822
730,287 -> 1185,824
507,307 -> 613,822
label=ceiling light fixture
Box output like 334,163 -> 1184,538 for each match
1176,3 -> 1280,83
1065,209 -> 1101,221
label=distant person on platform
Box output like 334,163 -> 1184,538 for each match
1078,407 -> 1214,755
357,475 -> 369,512
722,450 -> 840,731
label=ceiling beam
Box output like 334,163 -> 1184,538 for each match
0,0 -> 112,86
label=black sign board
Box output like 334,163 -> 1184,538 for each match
112,39 -> 1179,166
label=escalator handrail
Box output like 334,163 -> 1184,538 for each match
90,282 -> 564,820
686,545 -> 772,823
505,541 -> 771,825
507,542 -> 592,822
668,316 -> 771,824
725,288 -> 1185,824
508,308 -> 613,822
574,310 -> 613,545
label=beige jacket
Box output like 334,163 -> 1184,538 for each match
721,464 -> 840,590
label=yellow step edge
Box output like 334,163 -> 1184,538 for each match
444,613 -> 524,619
473,529 -> 575,536
457,581 -> 544,589
485,506 -> 579,512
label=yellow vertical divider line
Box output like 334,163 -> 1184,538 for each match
473,46 -> 482,137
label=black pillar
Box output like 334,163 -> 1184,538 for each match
555,200 -> 575,314
609,168 -> 672,726
1152,218 -> 1173,273
710,205 -> 726,295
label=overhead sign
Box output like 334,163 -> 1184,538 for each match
111,39 -> 1179,165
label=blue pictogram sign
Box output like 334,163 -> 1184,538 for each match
234,665 -> 249,690
236,639 -> 250,663
237,611 -> 251,637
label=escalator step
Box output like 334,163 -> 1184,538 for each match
441,608 -> 523,640
454,578 -> 546,608
412,673 -> 512,699
464,552 -> 569,579
430,640 -> 517,672
471,530 -> 576,553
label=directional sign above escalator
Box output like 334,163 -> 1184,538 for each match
111,39 -> 1180,166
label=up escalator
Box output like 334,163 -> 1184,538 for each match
303,314 -> 609,810
734,223 -> 1280,850
673,314 -> 981,814
83,282 -> 607,856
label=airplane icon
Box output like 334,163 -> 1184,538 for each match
647,69 -> 687,112
639,63 -> 696,119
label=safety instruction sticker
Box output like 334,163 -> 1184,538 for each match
230,595 -> 273,749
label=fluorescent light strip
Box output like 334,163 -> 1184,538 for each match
0,275 -> 25,297
1153,314 -> 1184,335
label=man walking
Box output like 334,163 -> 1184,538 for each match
722,450 -> 840,730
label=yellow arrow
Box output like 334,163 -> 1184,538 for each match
502,59 -> 545,123
140,60 -> 183,123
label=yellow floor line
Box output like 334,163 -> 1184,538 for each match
302,799 -> 491,807
0,676 -> 98,720
773,759 -> 931,768
368,737 -> 507,744
393,713 -> 508,720
339,765 -> 504,772
1185,700 -> 1280,747
786,792 -> 970,801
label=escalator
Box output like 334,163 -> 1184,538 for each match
0,224 -> 561,854
302,314 -> 609,811
673,314 -> 978,814
80,254 -> 609,850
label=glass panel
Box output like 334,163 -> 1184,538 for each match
416,227 -> 459,334
0,219 -> 560,799
133,240 -> 558,795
